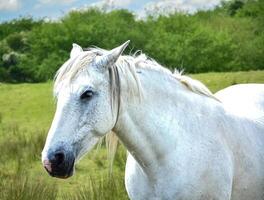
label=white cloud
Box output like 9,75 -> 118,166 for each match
106,0 -> 132,7
141,0 -> 221,17
0,0 -> 20,11
34,0 -> 76,9
90,0 -> 132,11
38,0 -> 77,5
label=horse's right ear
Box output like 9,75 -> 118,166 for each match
70,43 -> 83,58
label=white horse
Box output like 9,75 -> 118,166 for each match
42,41 -> 264,200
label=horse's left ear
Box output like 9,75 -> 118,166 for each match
95,40 -> 130,70
70,43 -> 83,58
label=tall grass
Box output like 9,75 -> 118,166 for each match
65,175 -> 129,200
0,112 -> 2,124
0,123 -> 46,163
0,123 -> 58,200
0,171 -> 58,200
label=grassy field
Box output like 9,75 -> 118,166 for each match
0,70 -> 264,200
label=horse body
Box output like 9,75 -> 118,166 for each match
114,69 -> 264,200
215,84 -> 264,200
42,41 -> 264,200
216,84 -> 264,119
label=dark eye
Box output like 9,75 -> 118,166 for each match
80,90 -> 93,100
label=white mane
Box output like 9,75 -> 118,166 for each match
120,53 -> 218,101
54,47 -> 218,101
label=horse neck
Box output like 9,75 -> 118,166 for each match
113,67 -> 224,176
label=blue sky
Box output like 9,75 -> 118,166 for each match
0,0 -> 222,22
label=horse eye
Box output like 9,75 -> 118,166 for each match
80,90 -> 93,100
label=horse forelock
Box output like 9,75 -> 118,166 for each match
53,51 -> 96,97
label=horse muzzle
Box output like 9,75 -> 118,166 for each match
43,148 -> 75,179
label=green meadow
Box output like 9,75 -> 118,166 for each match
0,70 -> 264,200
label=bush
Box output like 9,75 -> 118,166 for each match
6,33 -> 26,51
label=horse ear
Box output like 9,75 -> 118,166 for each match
95,40 -> 130,70
70,43 -> 83,58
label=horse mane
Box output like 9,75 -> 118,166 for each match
53,46 -> 219,172
84,47 -> 218,101
54,47 -> 218,101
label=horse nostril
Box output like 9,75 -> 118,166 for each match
44,150 -> 75,178
54,152 -> 65,165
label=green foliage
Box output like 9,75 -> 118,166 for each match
6,32 -> 26,51
0,0 -> 263,83
228,0 -> 244,16
0,17 -> 42,40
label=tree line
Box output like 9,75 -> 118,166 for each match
0,0 -> 263,82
